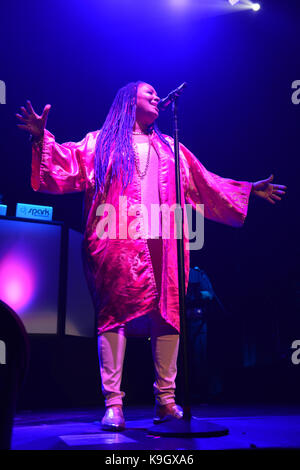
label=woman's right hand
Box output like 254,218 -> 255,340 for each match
16,101 -> 51,139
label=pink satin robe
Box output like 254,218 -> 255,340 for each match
31,129 -> 252,335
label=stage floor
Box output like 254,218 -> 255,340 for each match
11,404 -> 300,450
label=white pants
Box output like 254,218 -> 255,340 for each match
98,311 -> 179,407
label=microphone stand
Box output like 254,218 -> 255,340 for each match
147,92 -> 229,437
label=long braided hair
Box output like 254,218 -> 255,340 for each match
94,81 -> 173,195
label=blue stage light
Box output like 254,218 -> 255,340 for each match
169,0 -> 189,8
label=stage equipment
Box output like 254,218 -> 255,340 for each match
251,3 -> 260,11
229,0 -> 260,10
147,86 -> 228,437
158,83 -> 187,110
0,301 -> 30,450
0,194 -> 7,216
0,204 -> 7,215
0,216 -> 95,337
16,202 -> 53,221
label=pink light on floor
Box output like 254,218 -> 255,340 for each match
0,253 -> 36,314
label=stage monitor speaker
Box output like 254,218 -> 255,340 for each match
65,228 -> 95,337
0,217 -> 95,337
0,217 -> 61,334
0,300 -> 30,449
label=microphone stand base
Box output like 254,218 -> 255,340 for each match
147,416 -> 229,438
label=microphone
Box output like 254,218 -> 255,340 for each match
158,82 -> 187,110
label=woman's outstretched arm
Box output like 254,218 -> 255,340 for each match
16,100 -> 98,194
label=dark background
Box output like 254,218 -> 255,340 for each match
0,0 -> 299,408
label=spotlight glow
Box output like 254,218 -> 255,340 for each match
229,0 -> 261,11
252,3 -> 261,11
170,0 -> 189,8
0,254 -> 36,313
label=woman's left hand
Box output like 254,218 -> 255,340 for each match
251,174 -> 287,204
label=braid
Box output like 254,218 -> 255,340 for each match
95,81 -> 173,196
95,81 -> 141,195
